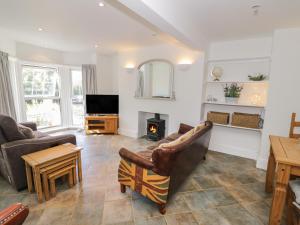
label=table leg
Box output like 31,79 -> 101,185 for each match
50,179 -> 56,197
77,152 -> 82,182
25,162 -> 33,193
72,160 -> 77,185
68,170 -> 73,188
269,164 -> 291,225
42,172 -> 50,201
266,147 -> 276,193
33,167 -> 43,203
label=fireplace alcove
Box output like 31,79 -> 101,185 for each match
138,111 -> 169,139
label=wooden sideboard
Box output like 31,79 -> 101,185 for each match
85,115 -> 118,135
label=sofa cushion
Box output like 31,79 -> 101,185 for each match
0,128 -> 7,146
194,123 -> 206,133
165,133 -> 181,141
147,138 -> 171,150
159,128 -> 194,149
18,124 -> 34,139
159,123 -> 206,149
0,115 -> 26,142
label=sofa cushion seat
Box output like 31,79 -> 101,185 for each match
33,131 -> 49,139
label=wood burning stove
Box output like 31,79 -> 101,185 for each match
147,113 -> 165,141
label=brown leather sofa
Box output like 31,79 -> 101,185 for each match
0,203 -> 29,225
118,121 -> 212,214
0,114 -> 76,190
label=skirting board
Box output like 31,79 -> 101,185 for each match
209,143 -> 257,160
118,128 -> 138,138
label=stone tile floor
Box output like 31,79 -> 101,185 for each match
0,131 -> 286,225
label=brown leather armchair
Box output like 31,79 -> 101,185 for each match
0,203 -> 29,225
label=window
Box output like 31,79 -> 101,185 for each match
22,65 -> 61,128
71,69 -> 84,126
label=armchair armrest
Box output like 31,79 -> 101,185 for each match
19,122 -> 37,131
178,123 -> 194,134
119,148 -> 154,170
0,203 -> 29,225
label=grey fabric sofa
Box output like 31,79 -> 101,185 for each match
0,114 -> 76,191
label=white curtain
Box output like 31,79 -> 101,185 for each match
59,66 -> 73,127
82,64 -> 97,95
0,51 -> 17,119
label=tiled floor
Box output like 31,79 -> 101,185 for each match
0,131 -> 284,225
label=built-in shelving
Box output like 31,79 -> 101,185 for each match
207,56 -> 271,63
203,101 -> 265,108
213,123 -> 262,132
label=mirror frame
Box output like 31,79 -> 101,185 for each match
135,59 -> 175,100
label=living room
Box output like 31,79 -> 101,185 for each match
1,1 -> 300,225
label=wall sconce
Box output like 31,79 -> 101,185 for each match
124,63 -> 135,73
177,59 -> 193,71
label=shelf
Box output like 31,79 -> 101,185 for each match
207,56 -> 271,63
213,123 -> 262,132
206,81 -> 268,84
203,101 -> 265,108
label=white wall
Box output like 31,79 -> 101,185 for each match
0,29 -> 16,56
209,37 -> 273,60
97,54 -> 119,94
63,52 -> 97,66
16,42 -> 64,64
257,28 -> 300,169
118,44 -> 204,137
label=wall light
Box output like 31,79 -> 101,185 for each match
177,59 -> 193,71
124,63 -> 135,73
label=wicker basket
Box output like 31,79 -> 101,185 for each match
207,111 -> 230,125
231,112 -> 260,129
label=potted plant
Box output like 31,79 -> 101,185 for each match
223,83 -> 243,104
248,73 -> 267,81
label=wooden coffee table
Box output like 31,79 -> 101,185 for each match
22,143 -> 82,203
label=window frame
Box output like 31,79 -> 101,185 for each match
20,63 -> 63,129
70,68 -> 84,127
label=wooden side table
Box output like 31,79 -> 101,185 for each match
22,143 -> 82,203
40,157 -> 77,200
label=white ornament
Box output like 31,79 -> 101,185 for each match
211,66 -> 223,81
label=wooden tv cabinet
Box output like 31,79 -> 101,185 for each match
85,115 -> 118,135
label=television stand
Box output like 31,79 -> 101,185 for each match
85,115 -> 118,135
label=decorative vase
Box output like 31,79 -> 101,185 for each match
225,97 -> 239,104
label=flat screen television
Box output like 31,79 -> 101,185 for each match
86,95 -> 119,114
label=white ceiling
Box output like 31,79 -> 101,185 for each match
141,0 -> 300,45
0,0 -> 300,52
0,0 -> 166,53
